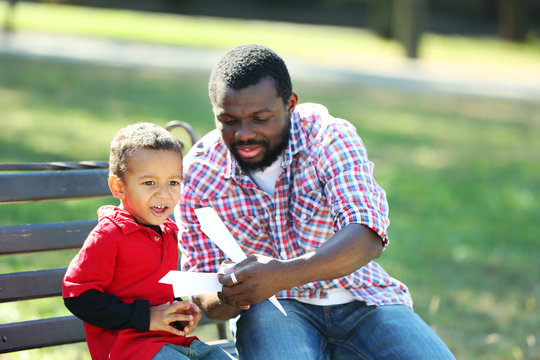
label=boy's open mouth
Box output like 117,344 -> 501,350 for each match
151,205 -> 168,217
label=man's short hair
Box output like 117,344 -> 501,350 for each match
208,44 -> 293,105
109,122 -> 182,179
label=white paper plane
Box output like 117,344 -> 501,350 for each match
159,271 -> 221,298
194,207 -> 287,316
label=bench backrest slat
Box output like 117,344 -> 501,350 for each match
0,169 -> 110,203
0,221 -> 96,255
0,268 -> 65,303
0,316 -> 86,353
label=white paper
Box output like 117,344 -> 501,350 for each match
159,271 -> 221,298
195,207 -> 287,316
194,207 -> 247,263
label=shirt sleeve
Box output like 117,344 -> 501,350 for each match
62,227 -> 117,298
64,289 -> 150,331
317,119 -> 390,247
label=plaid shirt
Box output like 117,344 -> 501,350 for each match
175,103 -> 413,308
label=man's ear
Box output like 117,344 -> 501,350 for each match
108,175 -> 125,200
287,92 -> 299,115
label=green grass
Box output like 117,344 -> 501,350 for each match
1,3 -> 539,359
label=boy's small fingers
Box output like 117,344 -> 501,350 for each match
171,314 -> 193,323
172,299 -> 193,310
168,326 -> 184,336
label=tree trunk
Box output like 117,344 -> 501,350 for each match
393,0 -> 428,59
498,0 -> 529,41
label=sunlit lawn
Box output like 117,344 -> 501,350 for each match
1,3 -> 539,360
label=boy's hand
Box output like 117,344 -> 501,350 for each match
149,299 -> 200,336
172,300 -> 201,335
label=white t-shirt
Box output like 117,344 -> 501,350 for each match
248,155 -> 283,196
296,288 -> 355,305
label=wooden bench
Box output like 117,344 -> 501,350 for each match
0,121 -> 237,357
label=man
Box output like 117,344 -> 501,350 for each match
175,44 -> 454,359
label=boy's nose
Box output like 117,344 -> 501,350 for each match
156,185 -> 169,198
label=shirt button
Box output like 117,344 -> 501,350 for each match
301,213 -> 309,222
280,251 -> 287,258
154,235 -> 160,241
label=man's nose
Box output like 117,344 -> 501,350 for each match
235,121 -> 256,140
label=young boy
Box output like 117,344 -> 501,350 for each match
63,123 -> 233,360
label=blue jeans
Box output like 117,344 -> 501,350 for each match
152,339 -> 235,360
233,299 -> 454,360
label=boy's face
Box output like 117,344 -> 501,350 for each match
109,148 -> 183,226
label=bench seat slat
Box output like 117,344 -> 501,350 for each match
0,221 -> 96,255
0,316 -> 235,355
0,169 -> 110,203
0,316 -> 85,353
0,268 -> 65,303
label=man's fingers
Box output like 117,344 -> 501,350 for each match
218,291 -> 238,307
218,291 -> 251,310
217,291 -> 230,304
219,271 -> 242,287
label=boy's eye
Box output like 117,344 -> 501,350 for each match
143,181 -> 155,186
169,180 -> 180,186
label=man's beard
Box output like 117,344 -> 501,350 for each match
230,118 -> 290,173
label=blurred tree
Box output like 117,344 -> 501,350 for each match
498,0 -> 529,41
368,0 -> 394,38
3,0 -> 17,32
393,0 -> 427,58
368,0 -> 428,59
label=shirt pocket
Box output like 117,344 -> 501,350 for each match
290,190 -> 335,252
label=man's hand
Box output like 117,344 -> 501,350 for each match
149,299 -> 200,336
218,254 -> 287,308
216,223 -> 384,309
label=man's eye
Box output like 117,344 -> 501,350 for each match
218,117 -> 235,125
254,117 -> 270,122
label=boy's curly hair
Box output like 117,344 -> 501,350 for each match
109,122 -> 182,179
